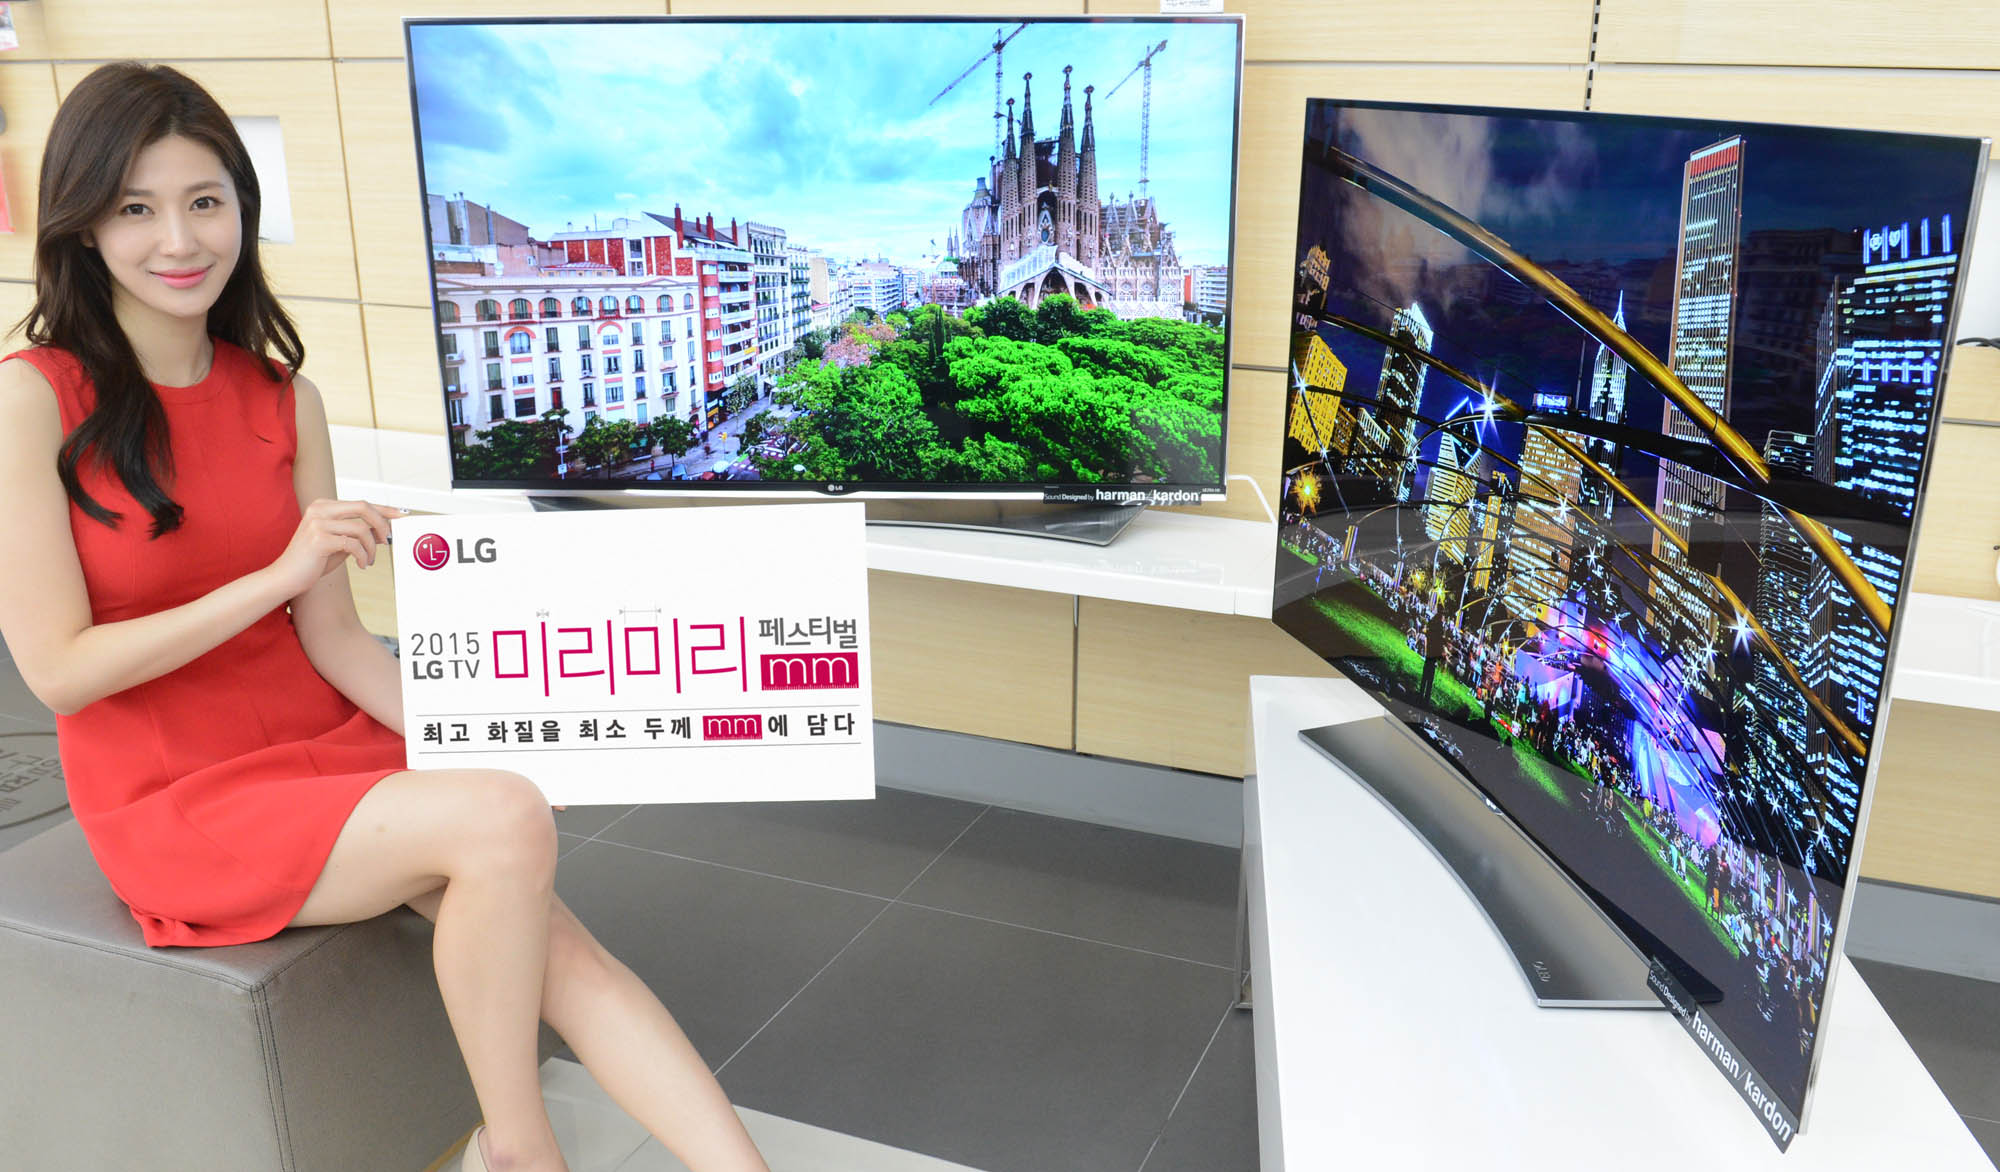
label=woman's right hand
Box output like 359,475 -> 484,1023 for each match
269,498 -> 402,597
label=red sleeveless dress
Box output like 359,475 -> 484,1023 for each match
15,341 -> 408,948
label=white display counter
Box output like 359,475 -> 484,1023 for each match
330,424 -> 1276,616
1889,592 -> 2000,713
1244,674 -> 1992,1171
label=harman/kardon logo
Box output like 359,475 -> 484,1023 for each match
412,534 -> 498,570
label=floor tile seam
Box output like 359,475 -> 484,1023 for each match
578,835 -> 899,904
885,803 -> 995,904
1134,1001 -> 1239,1172
584,804 -> 643,844
711,898 -> 900,1079
889,897 -> 1239,973
1966,1111 -> 2000,1125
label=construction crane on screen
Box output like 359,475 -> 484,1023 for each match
1103,39 -> 1168,201
928,23 -> 1029,162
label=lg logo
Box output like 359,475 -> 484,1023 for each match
412,533 -> 497,571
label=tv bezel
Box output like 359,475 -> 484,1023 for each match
1273,94 -> 1990,1139
401,13 -> 1248,502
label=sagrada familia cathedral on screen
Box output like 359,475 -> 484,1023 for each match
953,67 -> 1189,321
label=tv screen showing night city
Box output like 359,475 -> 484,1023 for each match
404,16 -> 1243,498
1273,99 -> 1985,1140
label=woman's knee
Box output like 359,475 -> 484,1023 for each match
456,770 -> 559,879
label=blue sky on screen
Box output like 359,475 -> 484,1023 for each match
409,18 -> 1241,266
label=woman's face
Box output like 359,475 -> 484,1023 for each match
84,133 -> 243,325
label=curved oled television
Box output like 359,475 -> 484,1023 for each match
1272,98 -> 1985,1145
405,15 -> 1244,501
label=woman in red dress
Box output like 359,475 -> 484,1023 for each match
0,63 -> 769,1172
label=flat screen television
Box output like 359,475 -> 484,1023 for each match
1272,98 -> 1986,1146
404,16 -> 1244,503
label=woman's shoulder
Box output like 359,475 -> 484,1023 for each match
0,347 -> 65,437
1,344 -> 87,389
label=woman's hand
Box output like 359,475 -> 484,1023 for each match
269,498 -> 402,598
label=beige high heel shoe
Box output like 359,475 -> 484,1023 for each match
459,1125 -> 489,1172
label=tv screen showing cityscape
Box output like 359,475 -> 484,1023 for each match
405,16 -> 1243,495
1273,99 -> 1984,1130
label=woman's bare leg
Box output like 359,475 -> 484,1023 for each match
405,889 -> 771,1172
290,769 -> 565,1172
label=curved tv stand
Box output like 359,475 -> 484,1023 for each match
1296,714 -> 1657,1007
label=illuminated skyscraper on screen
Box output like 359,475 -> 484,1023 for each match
1651,137 -> 1745,661
1579,292 -> 1630,524
1510,399 -> 1584,621
1805,213 -> 1960,862
1741,430 -> 1817,823
1377,303 -> 1433,501
1424,432 -> 1475,559
1288,332 -> 1350,457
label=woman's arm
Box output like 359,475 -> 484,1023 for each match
0,358 -> 388,715
286,373 -> 408,736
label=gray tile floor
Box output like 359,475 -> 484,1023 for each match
3,634 -> 1997,1169
554,794 -> 1252,1172
1851,957 -> 2000,1166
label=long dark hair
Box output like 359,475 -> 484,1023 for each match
23,62 -> 304,537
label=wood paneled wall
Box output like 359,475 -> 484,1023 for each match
1864,700 -> 2000,901
3,1 -> 1995,894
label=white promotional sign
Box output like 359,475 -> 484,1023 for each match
391,504 -> 873,806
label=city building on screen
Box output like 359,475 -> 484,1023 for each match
434,198 -> 803,441
1651,135 -> 1746,662
1509,395 -> 1585,623
1377,304 -> 1433,503
1803,212 -> 1961,850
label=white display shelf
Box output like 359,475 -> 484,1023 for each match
1245,674 -> 1992,1171
330,425 -> 1276,616
1889,592 -> 2000,713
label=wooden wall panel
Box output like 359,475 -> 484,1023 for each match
1085,0 -> 1594,66
1591,66 -> 2000,158
1232,64 -> 1588,373
54,61 -> 362,302
334,62 -> 431,309
869,571 -> 1076,750
1858,699 -> 2000,899
332,1 -> 671,59
1910,423 -> 2000,602
1597,1 -> 2000,71
1945,345 -> 2000,425
0,1 -> 50,59
1076,597 -> 1339,776
290,298 -> 375,429
0,279 -> 34,350
39,0 -> 330,60
0,62 -> 62,282
362,303 -> 449,435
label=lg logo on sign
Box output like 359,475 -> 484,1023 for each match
412,533 -> 497,571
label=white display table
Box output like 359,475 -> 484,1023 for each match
330,424 -> 1275,617
1889,592 -> 2000,713
1244,674 -> 1991,1170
